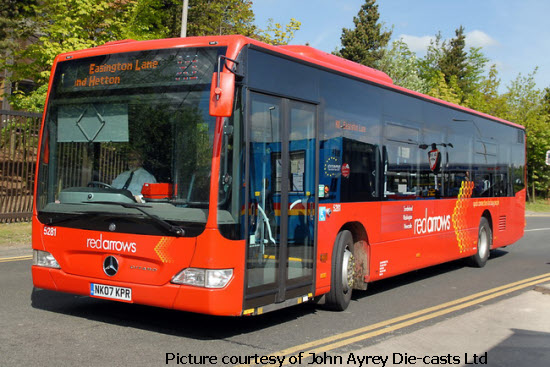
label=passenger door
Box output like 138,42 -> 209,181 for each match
245,92 -> 316,308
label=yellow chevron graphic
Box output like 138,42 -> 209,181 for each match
452,181 -> 475,253
154,237 -> 175,263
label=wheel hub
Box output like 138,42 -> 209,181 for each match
478,227 -> 488,259
342,248 -> 355,292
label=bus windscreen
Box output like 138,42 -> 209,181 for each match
36,47 -> 227,236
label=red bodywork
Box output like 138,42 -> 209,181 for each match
32,35 -> 526,316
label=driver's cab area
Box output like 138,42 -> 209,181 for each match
37,92 -> 216,235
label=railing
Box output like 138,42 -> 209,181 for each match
0,110 -> 42,223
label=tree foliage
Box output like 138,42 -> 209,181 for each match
542,87 -> 550,116
503,70 -> 550,196
187,0 -> 258,37
259,18 -> 302,46
6,0 -> 133,111
418,27 -> 489,105
0,0 -> 38,52
125,0 -> 181,40
3,0 -> 301,112
0,0 -> 39,89
438,26 -> 468,94
125,0 -> 299,43
375,40 -> 428,93
337,0 -> 392,68
466,65 -> 508,117
428,71 -> 461,105
418,32 -> 444,92
23,0 -> 131,82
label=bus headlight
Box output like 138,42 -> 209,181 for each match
206,269 -> 234,288
172,268 -> 233,288
33,250 -> 61,269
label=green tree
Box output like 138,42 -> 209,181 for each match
504,70 -> 550,199
375,39 -> 428,93
466,64 -> 507,117
4,0 -> 301,112
418,34 -> 463,104
336,0 -> 392,67
0,0 -> 38,53
125,0 -> 181,40
127,1 -> 300,44
11,0 -> 132,85
542,87 -> 550,116
7,0 -> 132,111
259,18 -> 302,46
462,46 -> 489,99
188,0 -> 258,37
428,71 -> 461,105
1,0 -> 38,104
418,32 -> 445,93
419,27 -> 488,106
438,26 -> 468,94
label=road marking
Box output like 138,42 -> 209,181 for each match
298,276 -> 550,361
525,228 -> 550,232
235,272 -> 550,367
0,255 -> 33,263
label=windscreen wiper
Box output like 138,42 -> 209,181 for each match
84,201 -> 185,237
41,211 -> 110,226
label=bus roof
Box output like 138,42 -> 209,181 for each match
54,35 -> 524,131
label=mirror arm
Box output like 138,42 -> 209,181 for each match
216,56 -> 240,98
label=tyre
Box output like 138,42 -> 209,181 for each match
325,230 -> 355,311
467,217 -> 492,268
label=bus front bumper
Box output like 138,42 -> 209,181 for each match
32,265 -> 244,316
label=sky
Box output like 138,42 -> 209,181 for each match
251,0 -> 550,92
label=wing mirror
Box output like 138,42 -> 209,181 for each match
209,56 -> 238,117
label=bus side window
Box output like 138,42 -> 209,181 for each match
384,141 -> 419,199
340,138 -> 379,202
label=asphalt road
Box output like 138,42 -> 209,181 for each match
1,216 -> 549,367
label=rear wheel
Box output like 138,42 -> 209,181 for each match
468,217 -> 492,268
325,230 -> 355,311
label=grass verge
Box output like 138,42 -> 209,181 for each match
526,199 -> 550,213
0,222 -> 32,247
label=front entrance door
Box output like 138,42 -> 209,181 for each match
245,92 -> 316,307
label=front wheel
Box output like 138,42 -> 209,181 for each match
325,230 -> 355,311
467,217 -> 492,268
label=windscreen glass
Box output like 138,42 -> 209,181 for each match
36,47 -> 225,234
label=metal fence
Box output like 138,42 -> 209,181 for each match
0,109 -> 41,223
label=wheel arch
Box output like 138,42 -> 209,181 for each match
481,209 -> 494,249
339,221 -> 370,290
481,209 -> 493,231
340,221 -> 369,244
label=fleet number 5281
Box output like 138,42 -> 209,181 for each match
44,227 -> 57,236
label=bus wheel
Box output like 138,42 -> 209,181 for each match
468,217 -> 492,268
325,230 -> 354,311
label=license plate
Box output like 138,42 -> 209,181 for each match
90,283 -> 132,302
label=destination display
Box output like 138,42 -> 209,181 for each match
56,47 -> 223,93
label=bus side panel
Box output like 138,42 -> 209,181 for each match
315,194 -> 525,294
490,190 -> 525,248
314,202 -> 382,295
369,199 -> 475,280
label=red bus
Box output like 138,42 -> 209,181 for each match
32,35 -> 525,315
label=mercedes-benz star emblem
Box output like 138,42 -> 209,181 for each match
103,256 -> 118,277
